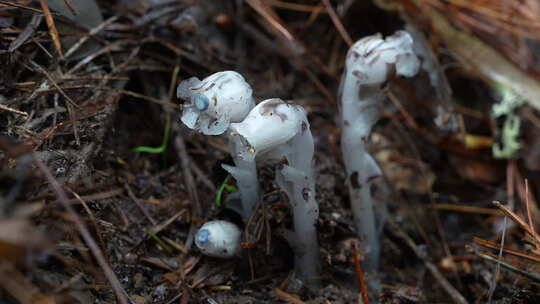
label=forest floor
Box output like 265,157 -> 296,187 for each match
1,0 -> 540,303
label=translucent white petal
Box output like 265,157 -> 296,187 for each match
201,116 -> 230,135
180,105 -> 199,129
176,77 -> 201,100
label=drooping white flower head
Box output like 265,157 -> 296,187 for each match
177,71 -> 255,135
229,98 -> 307,158
345,30 -> 420,86
195,220 -> 241,258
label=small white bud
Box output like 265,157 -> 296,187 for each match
229,98 -> 306,155
177,71 -> 255,135
195,220 -> 241,258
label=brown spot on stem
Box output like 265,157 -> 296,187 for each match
348,51 -> 360,60
302,188 -> 310,201
358,84 -> 381,100
350,172 -> 360,189
386,62 -> 396,80
352,70 -> 367,81
366,174 -> 380,183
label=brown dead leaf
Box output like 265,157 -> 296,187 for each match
376,150 -> 435,194
0,219 -> 49,262
0,262 -> 56,304
454,158 -> 504,184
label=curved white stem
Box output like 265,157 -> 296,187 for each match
222,133 -> 259,221
275,127 -> 320,287
339,31 -> 420,275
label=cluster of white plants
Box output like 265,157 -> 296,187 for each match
177,30 -> 420,291
177,71 -> 320,286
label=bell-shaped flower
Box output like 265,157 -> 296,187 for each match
177,71 -> 255,135
229,98 -> 305,157
345,30 -> 420,86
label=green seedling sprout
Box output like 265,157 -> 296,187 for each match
492,82 -> 525,117
491,83 -> 524,159
493,113 -> 521,159
132,113 -> 171,154
215,175 -> 237,207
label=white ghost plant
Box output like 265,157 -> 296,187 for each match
177,73 -> 321,286
177,71 -> 261,222
177,71 -> 255,135
339,31 -> 420,274
226,98 -> 320,287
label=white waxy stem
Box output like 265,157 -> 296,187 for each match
230,98 -> 321,286
195,220 -> 241,258
177,71 -> 255,135
229,98 -> 305,156
340,30 -> 420,279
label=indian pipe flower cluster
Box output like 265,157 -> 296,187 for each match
177,71 -> 320,286
176,30 -> 421,290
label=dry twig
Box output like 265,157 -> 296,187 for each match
352,242 -> 370,304
39,0 -> 63,57
387,219 -> 468,304
321,0 -> 353,47
174,132 -> 202,250
34,157 -> 129,304
274,288 -> 309,304
0,104 -> 28,117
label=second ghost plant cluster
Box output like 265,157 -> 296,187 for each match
176,29 -> 421,291
178,72 -> 320,286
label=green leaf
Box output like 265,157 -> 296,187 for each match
132,112 -> 171,154
215,175 -> 237,207
132,145 -> 166,153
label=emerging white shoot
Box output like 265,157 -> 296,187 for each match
195,220 -> 241,258
339,31 -> 420,275
177,71 -> 255,135
227,99 -> 320,287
